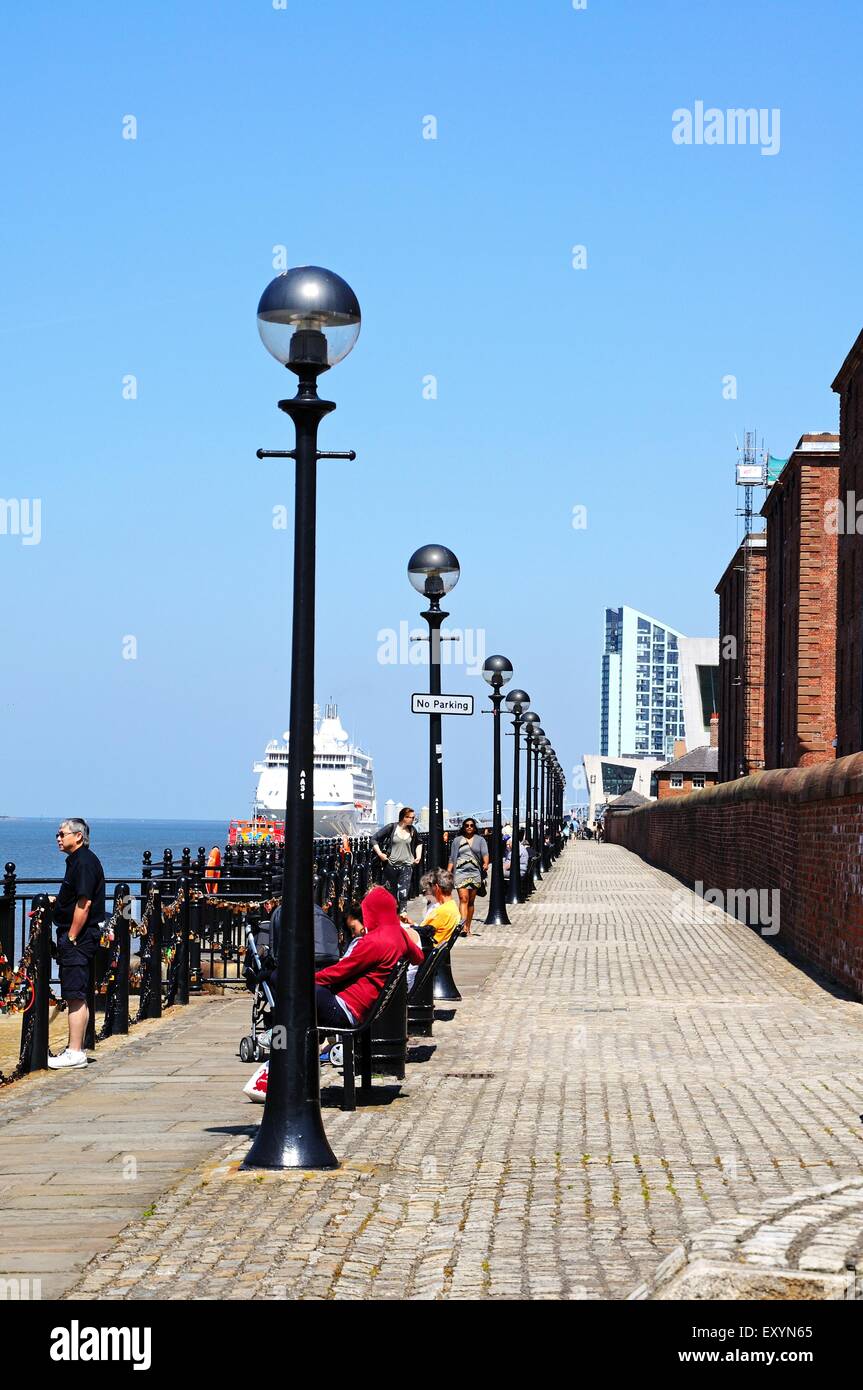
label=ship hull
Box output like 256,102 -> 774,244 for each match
248,806 -> 378,840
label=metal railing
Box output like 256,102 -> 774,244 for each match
1,825 -> 563,1085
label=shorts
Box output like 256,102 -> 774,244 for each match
56,925 -> 101,1001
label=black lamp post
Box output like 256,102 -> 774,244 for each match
245,266 -> 360,1172
522,712 -> 540,858
408,545 -> 460,871
537,735 -> 550,869
555,760 -> 564,846
530,723 -> 545,877
482,655 -> 513,925
504,688 -> 530,905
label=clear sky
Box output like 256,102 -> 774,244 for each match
1,0 -> 860,820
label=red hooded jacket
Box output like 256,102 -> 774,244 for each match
315,886 -> 424,1025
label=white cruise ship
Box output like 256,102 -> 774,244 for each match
252,704 -> 378,839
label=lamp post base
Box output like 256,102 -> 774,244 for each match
484,894 -> 511,926
243,1099 -> 339,1172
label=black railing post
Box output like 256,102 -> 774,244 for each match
162,848 -> 174,896
1,863 -> 16,974
177,848 -> 191,1005
189,854 -> 203,992
114,883 -> 131,1034
142,888 -> 163,1020
23,894 -> 53,1073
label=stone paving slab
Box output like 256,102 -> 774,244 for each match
7,845 -> 863,1301
0,994 -> 260,1295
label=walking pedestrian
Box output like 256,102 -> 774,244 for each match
372,806 -> 423,913
48,818 -> 106,1070
447,817 -> 489,936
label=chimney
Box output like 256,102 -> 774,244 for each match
710,711 -> 719,748
673,738 -> 686,760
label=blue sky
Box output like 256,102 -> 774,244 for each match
1,0 -> 860,820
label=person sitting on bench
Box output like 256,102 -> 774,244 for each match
401,869 -> 460,989
314,885 -> 423,1030
503,829 -> 529,880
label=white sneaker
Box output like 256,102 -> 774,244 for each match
47,1049 -> 88,1069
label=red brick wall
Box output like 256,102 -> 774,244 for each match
605,756 -> 863,998
656,775 -> 717,800
716,540 -> 766,780
835,365 -> 863,757
762,450 -> 838,767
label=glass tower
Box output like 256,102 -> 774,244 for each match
601,606 -> 686,761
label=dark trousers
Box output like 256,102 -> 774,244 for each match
385,862 -> 414,910
316,984 -> 352,1029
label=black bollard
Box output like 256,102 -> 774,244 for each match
369,969 -> 408,1078
433,943 -> 462,1002
407,964 -> 435,1037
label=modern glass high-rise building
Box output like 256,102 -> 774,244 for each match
601,606 -> 688,761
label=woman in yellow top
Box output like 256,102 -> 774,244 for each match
401,869 -> 460,988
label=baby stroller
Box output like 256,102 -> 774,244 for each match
238,904 -> 341,1064
239,920 -> 276,1063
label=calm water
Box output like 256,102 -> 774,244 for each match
0,818 -> 228,887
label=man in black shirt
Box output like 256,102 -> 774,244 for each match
48,818 -> 106,1069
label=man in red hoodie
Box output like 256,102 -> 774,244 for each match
315,885 -> 423,1029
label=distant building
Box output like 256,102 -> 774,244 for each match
601,605 -> 719,761
582,752 -> 662,827
715,533 -> 767,780
603,789 -> 650,824
653,743 -> 719,800
760,433 -> 840,768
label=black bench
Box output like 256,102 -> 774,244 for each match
407,923 -> 464,1036
522,853 -> 541,895
317,958 -> 408,1112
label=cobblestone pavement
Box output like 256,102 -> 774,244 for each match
53,842 -> 863,1300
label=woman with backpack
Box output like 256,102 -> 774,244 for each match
372,806 -> 423,912
446,817 -> 489,936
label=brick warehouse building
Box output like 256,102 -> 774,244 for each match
833,331 -> 863,757
760,433 -> 840,768
715,533 -> 767,781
